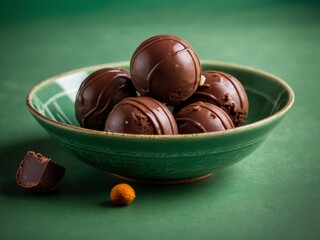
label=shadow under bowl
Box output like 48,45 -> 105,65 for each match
26,60 -> 294,182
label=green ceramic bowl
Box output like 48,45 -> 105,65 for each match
26,61 -> 294,183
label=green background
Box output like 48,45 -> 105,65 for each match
1,0 -> 319,239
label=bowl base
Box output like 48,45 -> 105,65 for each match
113,173 -> 214,185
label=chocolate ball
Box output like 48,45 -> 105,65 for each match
75,68 -> 137,130
187,71 -> 249,126
130,34 -> 201,105
175,101 -> 235,134
105,96 -> 178,135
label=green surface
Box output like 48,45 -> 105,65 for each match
0,0 -> 319,239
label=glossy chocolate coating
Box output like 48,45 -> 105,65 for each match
130,34 -> 201,105
105,96 -> 178,135
16,151 -> 65,192
175,101 -> 235,134
187,71 -> 249,126
75,68 -> 137,130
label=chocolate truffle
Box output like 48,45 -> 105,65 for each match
175,101 -> 235,134
75,68 -> 137,130
16,151 -> 65,192
105,96 -> 178,135
187,71 -> 249,126
130,34 -> 201,105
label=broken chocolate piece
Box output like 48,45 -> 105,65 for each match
16,151 -> 65,192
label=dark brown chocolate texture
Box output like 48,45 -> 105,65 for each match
75,68 -> 137,130
187,71 -> 249,126
105,96 -> 178,135
16,151 -> 65,192
175,101 -> 235,134
130,34 -> 201,105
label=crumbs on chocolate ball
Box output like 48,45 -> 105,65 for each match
186,71 -> 249,126
175,101 -> 235,134
104,96 -> 178,135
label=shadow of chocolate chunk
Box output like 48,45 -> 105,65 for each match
16,151 -> 65,192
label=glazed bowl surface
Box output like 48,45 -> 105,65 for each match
26,61 -> 294,182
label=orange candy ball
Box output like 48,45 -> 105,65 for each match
110,183 -> 136,206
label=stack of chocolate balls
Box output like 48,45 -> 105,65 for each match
75,34 -> 249,135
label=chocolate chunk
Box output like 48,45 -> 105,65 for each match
130,34 -> 201,105
187,71 -> 249,126
175,101 -> 235,134
75,68 -> 137,130
16,151 -> 65,192
104,96 -> 178,135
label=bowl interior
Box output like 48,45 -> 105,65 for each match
29,61 -> 292,128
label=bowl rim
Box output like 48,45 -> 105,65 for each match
26,60 -> 295,139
